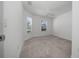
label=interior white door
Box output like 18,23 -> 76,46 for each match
0,42 -> 3,58
3,1 -> 24,58
0,1 -> 3,58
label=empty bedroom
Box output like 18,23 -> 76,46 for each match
20,1 -> 72,58
0,1 -> 73,58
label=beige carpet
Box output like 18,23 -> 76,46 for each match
20,35 -> 72,58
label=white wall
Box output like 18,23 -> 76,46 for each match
52,11 -> 72,40
3,2 -> 24,57
32,15 -> 52,37
72,1 -> 79,58
24,11 -> 52,40
0,2 -> 3,58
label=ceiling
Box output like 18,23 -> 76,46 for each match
23,1 -> 72,18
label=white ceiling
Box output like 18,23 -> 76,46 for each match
23,1 -> 72,18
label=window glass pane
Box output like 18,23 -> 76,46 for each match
41,20 -> 48,31
26,16 -> 32,33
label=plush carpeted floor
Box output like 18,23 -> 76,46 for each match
20,35 -> 72,58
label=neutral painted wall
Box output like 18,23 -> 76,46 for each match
24,11 -> 52,40
32,15 -> 52,37
0,2 -> 3,58
72,1 -> 79,57
52,11 -> 72,40
3,2 -> 24,57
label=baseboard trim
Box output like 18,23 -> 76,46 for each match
51,34 -> 72,41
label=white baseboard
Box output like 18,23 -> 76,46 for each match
24,34 -> 52,41
52,34 -> 72,41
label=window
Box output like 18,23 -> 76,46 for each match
26,16 -> 32,33
41,20 -> 48,31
